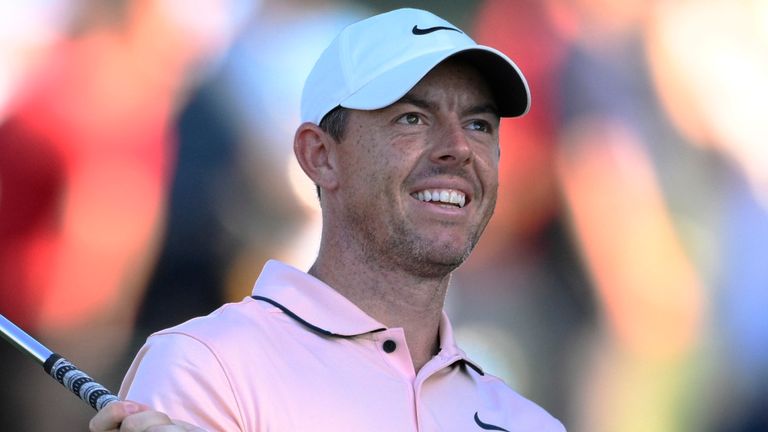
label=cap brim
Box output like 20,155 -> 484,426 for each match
340,46 -> 530,117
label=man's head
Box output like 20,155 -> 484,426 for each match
294,8 -> 530,276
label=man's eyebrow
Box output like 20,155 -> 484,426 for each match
393,94 -> 434,110
465,103 -> 500,118
393,95 -> 499,118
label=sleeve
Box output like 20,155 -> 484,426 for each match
118,332 -> 246,432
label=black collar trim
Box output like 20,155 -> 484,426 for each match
251,295 -> 386,338
252,295 -> 482,375
451,358 -> 485,376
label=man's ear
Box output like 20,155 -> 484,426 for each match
293,122 -> 339,192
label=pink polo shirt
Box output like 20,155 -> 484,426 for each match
120,260 -> 565,431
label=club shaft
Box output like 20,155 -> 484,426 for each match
0,313 -> 51,364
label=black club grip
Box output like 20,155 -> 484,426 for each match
43,354 -> 119,411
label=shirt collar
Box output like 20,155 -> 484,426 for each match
251,260 -> 386,337
251,259 -> 483,373
435,309 -> 484,375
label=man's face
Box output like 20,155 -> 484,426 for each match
331,60 -> 501,277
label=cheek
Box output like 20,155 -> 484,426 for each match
477,152 -> 501,187
339,148 -> 396,197
342,125 -> 422,194
367,157 -> 403,195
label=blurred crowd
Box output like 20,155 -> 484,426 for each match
1,0 -> 766,431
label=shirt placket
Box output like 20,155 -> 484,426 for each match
413,351 -> 467,432
373,328 -> 466,432
373,328 -> 421,430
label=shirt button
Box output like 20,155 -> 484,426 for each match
382,339 -> 397,353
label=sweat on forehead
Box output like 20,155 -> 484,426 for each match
300,8 -> 530,125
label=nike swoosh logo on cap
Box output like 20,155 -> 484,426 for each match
474,412 -> 510,431
411,25 -> 463,35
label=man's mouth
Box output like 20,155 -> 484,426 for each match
411,189 -> 467,208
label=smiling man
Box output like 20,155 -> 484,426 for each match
90,8 -> 565,432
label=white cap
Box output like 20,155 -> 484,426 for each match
300,8 -> 531,125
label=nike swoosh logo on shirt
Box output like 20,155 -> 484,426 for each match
474,412 -> 510,431
411,25 -> 463,35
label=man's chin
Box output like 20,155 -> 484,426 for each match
404,245 -> 474,278
377,223 -> 480,277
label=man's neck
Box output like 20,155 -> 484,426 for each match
309,253 -> 450,372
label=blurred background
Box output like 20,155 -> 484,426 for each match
1,0 -> 766,430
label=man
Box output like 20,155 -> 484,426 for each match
91,8 -> 565,432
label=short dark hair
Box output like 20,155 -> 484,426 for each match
319,106 -> 349,142
314,106 -> 349,199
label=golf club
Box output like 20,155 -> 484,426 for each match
0,313 -> 119,411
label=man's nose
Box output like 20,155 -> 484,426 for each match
430,122 -> 472,166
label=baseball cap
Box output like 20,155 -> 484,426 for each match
300,8 -> 530,125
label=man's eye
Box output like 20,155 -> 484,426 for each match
467,120 -> 491,133
397,113 -> 422,125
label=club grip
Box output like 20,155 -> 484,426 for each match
43,354 -> 119,411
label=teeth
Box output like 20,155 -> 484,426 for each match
412,189 -> 467,208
